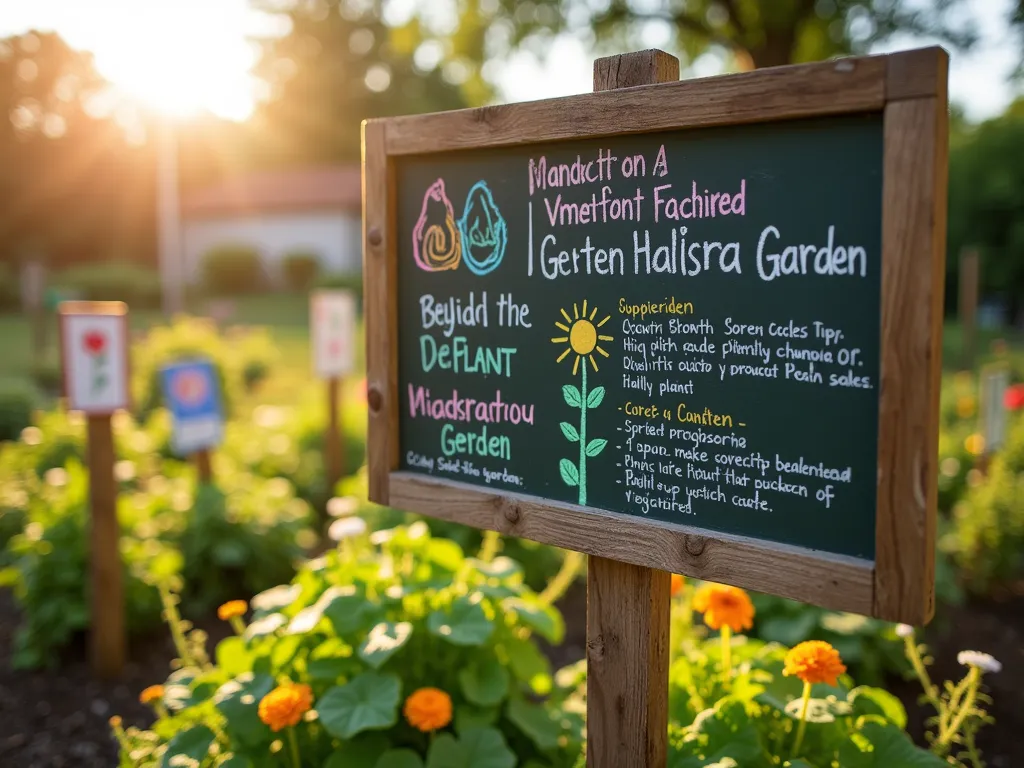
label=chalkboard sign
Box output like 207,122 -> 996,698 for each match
397,115 -> 882,559
365,48 -> 948,625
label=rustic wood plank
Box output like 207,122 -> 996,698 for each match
585,49 -> 676,768
325,376 -> 344,491
87,414 -> 124,678
594,48 -> 678,90
362,120 -> 397,505
587,557 -> 670,768
886,46 -> 948,101
874,94 -> 947,624
381,54 -> 886,156
390,472 -> 876,616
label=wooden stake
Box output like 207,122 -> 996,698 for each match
325,376 -> 344,493
195,449 -> 213,484
959,247 -> 979,367
87,414 -> 125,678
586,49 -> 677,768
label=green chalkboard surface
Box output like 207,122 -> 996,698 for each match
396,114 -> 883,559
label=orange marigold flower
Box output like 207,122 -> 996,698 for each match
218,600 -> 248,621
692,583 -> 754,632
783,640 -> 847,686
258,683 -> 313,732
403,687 -> 452,732
670,574 -> 685,597
139,685 -> 164,704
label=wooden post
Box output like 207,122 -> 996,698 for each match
194,449 -> 213,484
959,247 -> 979,367
87,414 -> 125,678
325,376 -> 344,493
587,49 -> 677,768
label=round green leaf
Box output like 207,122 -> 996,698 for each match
426,538 -> 464,572
324,734 -> 390,768
838,722 -> 948,767
504,635 -> 552,695
503,597 -> 564,644
319,672 -> 401,739
849,686 -> 907,729
324,588 -> 380,636
160,725 -> 215,768
214,673 -> 275,748
216,636 -> 253,678
784,696 -> 852,724
506,698 -> 560,751
428,595 -> 494,646
359,622 -> 413,669
375,749 -> 425,768
458,657 -> 509,706
425,728 -> 515,768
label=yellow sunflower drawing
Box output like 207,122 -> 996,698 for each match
551,300 -> 613,374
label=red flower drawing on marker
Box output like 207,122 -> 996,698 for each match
1005,383 -> 1024,411
83,330 -> 107,355
82,329 -> 109,395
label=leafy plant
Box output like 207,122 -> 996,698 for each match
202,244 -> 267,296
114,522 -> 585,767
0,378 -> 38,442
282,251 -> 321,291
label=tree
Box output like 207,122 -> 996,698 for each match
395,0 -> 980,80
947,100 -> 1024,321
250,0 -> 470,166
0,31 -> 155,267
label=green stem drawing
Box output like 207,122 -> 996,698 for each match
578,362 -> 587,506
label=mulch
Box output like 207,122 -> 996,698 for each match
0,584 -> 1019,767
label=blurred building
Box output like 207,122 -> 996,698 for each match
180,165 -> 362,284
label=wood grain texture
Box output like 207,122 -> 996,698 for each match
874,94 -> 948,624
383,55 -> 886,156
87,415 -> 124,678
390,472 -> 876,615
325,376 -> 344,491
886,46 -> 948,101
586,50 -> 676,768
587,557 -> 670,768
362,120 -> 397,505
594,48 -> 678,91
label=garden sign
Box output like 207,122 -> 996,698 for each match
58,300 -> 131,678
363,48 -> 948,766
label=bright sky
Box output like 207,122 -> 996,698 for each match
1,0 -> 1019,122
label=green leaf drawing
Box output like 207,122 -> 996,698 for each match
559,459 -> 579,487
586,386 -> 605,408
559,422 -> 580,442
585,438 -> 607,457
562,385 -> 582,408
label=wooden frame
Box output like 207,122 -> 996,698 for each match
363,47 -> 947,625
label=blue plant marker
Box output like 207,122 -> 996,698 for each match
161,359 -> 224,457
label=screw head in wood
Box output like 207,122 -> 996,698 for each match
368,227 -> 382,246
367,386 -> 383,412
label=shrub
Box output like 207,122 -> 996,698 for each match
0,379 -> 37,442
0,261 -> 17,311
55,261 -> 161,307
0,412 -> 316,667
282,251 -> 321,291
131,317 -> 278,419
201,244 -> 266,296
114,522 -> 583,767
941,411 -> 1024,593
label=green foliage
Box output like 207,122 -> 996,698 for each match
54,261 -> 161,307
202,245 -> 266,296
0,261 -> 17,310
947,100 -> 1024,314
282,251 -> 321,292
0,410 -> 314,666
113,523 -> 585,767
942,412 -> 1024,592
0,378 -> 37,442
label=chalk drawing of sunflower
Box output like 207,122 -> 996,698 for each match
551,300 -> 613,374
551,300 -> 612,506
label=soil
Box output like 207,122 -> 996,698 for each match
0,590 -> 230,768
0,584 -> 1019,767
